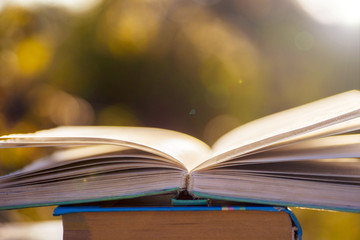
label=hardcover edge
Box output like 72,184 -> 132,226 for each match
53,205 -> 302,240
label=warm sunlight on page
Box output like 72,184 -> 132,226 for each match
195,90 -> 360,170
0,126 -> 211,171
221,135 -> 360,165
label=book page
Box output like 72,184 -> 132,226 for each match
194,90 -> 360,171
0,155 -> 185,188
218,158 -> 360,180
214,134 -> 360,166
0,126 -> 211,172
244,117 -> 360,155
190,171 -> 360,211
0,169 -> 184,209
2,147 -> 176,180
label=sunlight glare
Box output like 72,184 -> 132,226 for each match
297,0 -> 360,26
0,0 -> 100,12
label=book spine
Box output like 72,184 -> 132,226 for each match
182,173 -> 189,189
186,173 -> 193,191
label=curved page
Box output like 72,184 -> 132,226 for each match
0,126 -> 211,172
194,90 -> 360,171
213,134 -> 360,166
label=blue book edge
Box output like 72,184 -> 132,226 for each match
53,204 -> 302,240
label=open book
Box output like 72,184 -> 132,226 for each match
0,90 -> 359,211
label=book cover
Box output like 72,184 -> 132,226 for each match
54,205 -> 302,240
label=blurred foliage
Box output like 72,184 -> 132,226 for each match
292,208 -> 360,240
0,0 -> 359,238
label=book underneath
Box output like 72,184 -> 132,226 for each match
53,195 -> 302,240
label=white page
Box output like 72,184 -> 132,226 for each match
214,135 -> 360,166
194,90 -> 360,171
0,126 -> 211,172
212,159 -> 360,178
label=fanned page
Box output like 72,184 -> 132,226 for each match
195,90 -> 360,171
213,135 -> 360,166
190,135 -> 360,211
189,90 -> 360,211
0,127 -> 211,209
0,126 -> 211,172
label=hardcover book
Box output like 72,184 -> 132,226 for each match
53,203 -> 302,240
0,90 -> 359,211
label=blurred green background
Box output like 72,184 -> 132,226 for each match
0,0 -> 359,239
